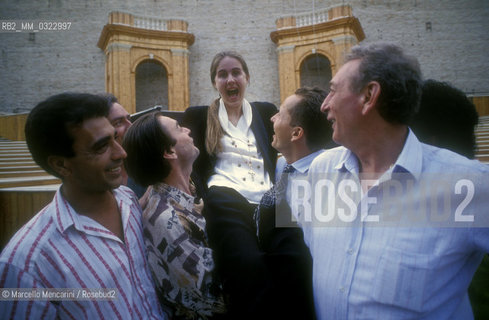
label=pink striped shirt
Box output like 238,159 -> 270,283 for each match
0,186 -> 165,319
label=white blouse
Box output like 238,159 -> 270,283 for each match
207,99 -> 271,203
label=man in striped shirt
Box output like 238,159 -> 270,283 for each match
0,93 -> 165,319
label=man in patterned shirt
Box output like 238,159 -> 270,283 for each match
0,93 -> 165,319
123,111 -> 226,319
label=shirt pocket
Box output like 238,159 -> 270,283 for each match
371,246 -> 432,313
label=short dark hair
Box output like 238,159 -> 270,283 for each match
123,112 -> 176,187
411,79 -> 479,158
289,86 -> 332,151
25,92 -> 109,178
99,93 -> 118,108
346,42 -> 422,125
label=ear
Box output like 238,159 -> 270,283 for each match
361,81 -> 381,115
47,155 -> 71,178
290,126 -> 304,142
163,147 -> 177,160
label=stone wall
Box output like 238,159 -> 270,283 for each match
1,0 -> 488,113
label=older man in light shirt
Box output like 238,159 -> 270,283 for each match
300,42 -> 489,319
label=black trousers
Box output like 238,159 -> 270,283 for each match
204,186 -> 316,320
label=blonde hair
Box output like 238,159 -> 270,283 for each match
206,51 -> 250,155
205,98 -> 224,155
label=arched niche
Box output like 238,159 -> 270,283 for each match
270,4 -> 365,103
98,11 -> 194,113
135,59 -> 169,112
299,53 -> 332,89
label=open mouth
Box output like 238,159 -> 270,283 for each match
328,118 -> 336,130
227,88 -> 239,97
107,166 -> 122,174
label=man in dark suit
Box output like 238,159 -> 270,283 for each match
253,87 -> 332,320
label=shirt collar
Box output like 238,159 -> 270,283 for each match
392,128 -> 422,180
292,149 -> 325,174
152,182 -> 206,233
53,186 -> 132,242
335,148 -> 360,174
53,187 -> 77,233
153,182 -> 195,212
218,98 -> 252,133
334,129 -> 422,180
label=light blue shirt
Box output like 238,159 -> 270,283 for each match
275,149 -> 326,183
301,130 -> 489,319
277,150 -> 325,220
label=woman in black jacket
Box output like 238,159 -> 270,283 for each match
182,51 -> 280,319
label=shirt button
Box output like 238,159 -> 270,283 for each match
347,248 -> 353,255
339,287 -> 345,293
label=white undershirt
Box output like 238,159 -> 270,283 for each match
207,99 -> 271,203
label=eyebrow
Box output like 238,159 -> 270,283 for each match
91,131 -> 114,150
111,115 -> 127,123
218,67 -> 241,73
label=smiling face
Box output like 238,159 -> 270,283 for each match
108,102 -> 131,144
63,117 -> 127,193
320,59 -> 364,147
271,94 -> 301,155
213,56 -> 250,110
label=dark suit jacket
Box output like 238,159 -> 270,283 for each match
181,102 -> 278,201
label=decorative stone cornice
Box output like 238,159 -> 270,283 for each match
98,23 -> 195,50
270,16 -> 365,44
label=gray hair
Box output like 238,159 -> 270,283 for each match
345,42 -> 422,124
